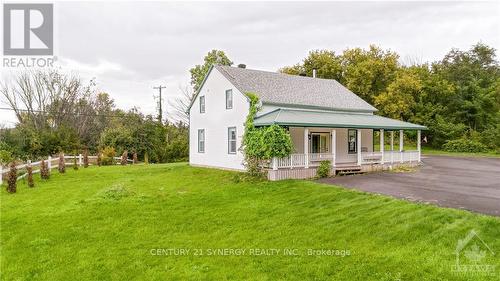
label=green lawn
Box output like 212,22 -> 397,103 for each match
421,147 -> 500,158
373,143 -> 500,158
1,164 -> 499,280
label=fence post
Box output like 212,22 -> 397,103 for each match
272,157 -> 277,171
79,154 -> 82,167
48,156 -> 52,170
290,155 -> 293,169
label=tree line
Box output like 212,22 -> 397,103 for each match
1,42 -> 499,165
279,43 -> 499,152
0,69 -> 188,164
190,44 -> 499,153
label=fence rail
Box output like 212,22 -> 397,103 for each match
0,155 -> 133,182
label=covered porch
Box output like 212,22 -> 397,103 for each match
254,108 -> 426,180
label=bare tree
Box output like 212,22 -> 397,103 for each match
168,84 -> 193,124
1,69 -> 112,148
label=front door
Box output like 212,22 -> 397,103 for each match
311,133 -> 329,153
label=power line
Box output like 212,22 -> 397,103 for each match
0,107 -> 146,119
153,85 -> 166,123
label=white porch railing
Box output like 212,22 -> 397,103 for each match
271,150 -> 420,170
271,153 -> 334,170
383,150 -> 419,164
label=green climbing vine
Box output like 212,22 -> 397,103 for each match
242,93 -> 293,176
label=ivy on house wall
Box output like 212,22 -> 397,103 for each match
242,93 -> 292,176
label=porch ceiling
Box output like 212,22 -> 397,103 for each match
254,108 -> 427,130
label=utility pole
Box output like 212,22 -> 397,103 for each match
153,85 -> 166,123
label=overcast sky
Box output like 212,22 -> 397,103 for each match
1,1 -> 499,126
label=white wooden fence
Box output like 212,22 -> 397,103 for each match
0,155 -> 133,182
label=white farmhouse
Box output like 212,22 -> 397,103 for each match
188,65 -> 426,180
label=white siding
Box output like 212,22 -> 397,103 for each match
189,68 -> 249,171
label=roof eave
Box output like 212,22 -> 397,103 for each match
254,121 -> 427,130
261,102 -> 377,114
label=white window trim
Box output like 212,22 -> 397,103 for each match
225,89 -> 233,109
199,96 -> 205,113
198,129 -> 205,153
228,127 -> 237,154
348,129 -> 357,154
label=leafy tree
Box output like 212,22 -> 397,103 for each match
190,50 -> 233,92
374,68 -> 421,120
281,50 -> 343,81
341,45 -> 399,104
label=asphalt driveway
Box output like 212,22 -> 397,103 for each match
318,155 -> 500,216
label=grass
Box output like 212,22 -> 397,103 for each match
1,164 -> 499,280
373,143 -> 500,158
421,147 -> 500,158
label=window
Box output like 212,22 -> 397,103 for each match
228,127 -> 237,154
198,129 -> 205,153
199,96 -> 205,113
348,129 -> 357,154
225,89 -> 233,109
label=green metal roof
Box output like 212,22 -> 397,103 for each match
254,109 -> 427,130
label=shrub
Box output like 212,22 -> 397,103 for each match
83,150 -> 89,168
97,153 -> 102,166
316,160 -> 331,178
73,155 -> 78,170
132,152 -> 138,164
7,162 -> 17,193
144,152 -> 149,165
121,150 -> 128,165
27,164 -> 34,187
101,147 -> 116,166
40,159 -> 50,179
443,139 -> 488,153
58,152 -> 66,173
0,150 -> 13,166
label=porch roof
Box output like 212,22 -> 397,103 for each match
253,109 -> 427,130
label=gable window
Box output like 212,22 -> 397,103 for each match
348,129 -> 357,154
228,127 -> 237,154
225,89 -> 233,109
199,96 -> 205,113
198,129 -> 205,153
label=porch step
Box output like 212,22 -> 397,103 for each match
334,165 -> 364,176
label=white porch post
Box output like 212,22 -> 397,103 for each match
304,128 -> 309,168
331,129 -> 336,167
390,131 -> 394,151
417,130 -> 422,163
357,129 -> 362,166
380,129 -> 385,164
399,130 -> 404,163
390,131 -> 394,164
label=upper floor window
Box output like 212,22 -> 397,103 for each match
225,89 -> 233,109
199,96 -> 205,113
348,129 -> 357,154
228,127 -> 237,154
198,129 -> 205,153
